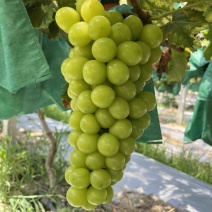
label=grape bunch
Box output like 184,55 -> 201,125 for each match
55,0 -> 163,210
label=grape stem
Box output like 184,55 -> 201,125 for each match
150,2 -> 209,21
129,0 -> 150,24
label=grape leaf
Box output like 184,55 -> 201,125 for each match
39,4 -> 56,29
27,3 -> 56,29
204,25 -> 212,61
166,51 -> 188,83
161,10 -> 208,50
138,0 -> 173,16
203,6 -> 212,22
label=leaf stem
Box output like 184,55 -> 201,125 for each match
150,2 -> 204,21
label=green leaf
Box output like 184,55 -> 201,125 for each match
27,3 -> 56,29
139,0 -> 173,16
204,25 -> 212,61
39,4 -> 56,29
161,10 -> 207,50
203,6 -> 212,22
166,51 -> 188,83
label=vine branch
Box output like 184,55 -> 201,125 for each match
37,109 -> 57,189
130,0 -> 150,24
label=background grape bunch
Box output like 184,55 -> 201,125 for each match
55,0 -> 162,210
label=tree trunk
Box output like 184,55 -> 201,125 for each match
2,116 -> 17,141
177,86 -> 188,125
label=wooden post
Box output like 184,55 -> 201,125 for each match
177,86 -> 188,125
2,116 -> 17,141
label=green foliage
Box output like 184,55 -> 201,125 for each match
161,10 -> 207,50
166,51 -> 187,83
0,131 -> 70,211
139,0 -> 173,16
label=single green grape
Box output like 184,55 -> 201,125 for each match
106,168 -> 123,184
92,37 -> 117,63
77,133 -> 99,154
70,99 -> 79,111
109,22 -> 132,45
91,85 -> 115,108
68,22 -> 91,46
105,152 -> 125,170
87,186 -> 107,205
128,97 -> 148,118
108,97 -> 130,119
70,149 -> 87,168
68,130 -> 83,148
139,113 -> 151,130
61,56 -> 89,80
116,41 -> 142,66
86,151 -> 105,170
81,0 -> 105,23
67,79 -> 90,100
105,10 -> 123,25
148,46 -> 162,64
65,165 -> 75,185
55,7 -> 80,33
109,119 -> 132,139
139,24 -> 163,49
137,91 -> 156,111
119,136 -> 136,156
95,108 -> 116,128
76,0 -> 87,18
66,187 -> 87,207
136,41 -> 151,64
68,111 -> 84,130
129,118 -> 145,139
97,133 -> 119,157
123,15 -> 143,41
102,186 -> 114,204
114,80 -> 136,101
134,75 -> 146,95
69,168 -> 90,188
128,65 -> 141,82
139,62 -> 153,82
88,15 -> 111,40
107,59 -> 129,85
73,42 -> 94,60
83,60 -> 107,85
76,90 -> 97,114
80,114 -> 100,134
82,201 -> 97,210
90,169 -> 111,190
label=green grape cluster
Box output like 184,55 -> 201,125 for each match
56,0 -> 162,210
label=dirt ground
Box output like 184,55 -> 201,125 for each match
92,191 -> 189,212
